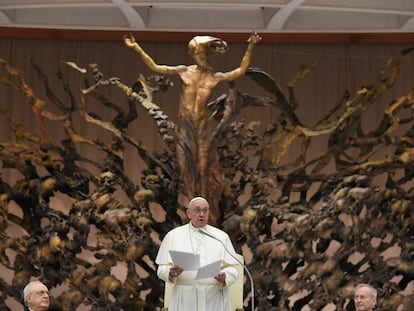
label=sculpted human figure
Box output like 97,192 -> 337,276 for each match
124,33 -> 261,212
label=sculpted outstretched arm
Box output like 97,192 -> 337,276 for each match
123,34 -> 184,75
221,32 -> 262,81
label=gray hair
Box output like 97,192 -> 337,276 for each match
188,197 -> 209,209
23,281 -> 46,305
355,283 -> 377,298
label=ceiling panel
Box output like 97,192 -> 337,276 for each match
0,0 -> 111,5
285,10 -> 407,31
3,6 -> 128,28
0,0 -> 413,32
144,5 -> 265,30
126,0 -> 289,4
305,0 -> 414,12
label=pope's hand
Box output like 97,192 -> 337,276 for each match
214,272 -> 226,284
170,266 -> 183,278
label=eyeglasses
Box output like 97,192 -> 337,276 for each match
32,290 -> 49,297
354,295 -> 371,300
189,207 -> 210,214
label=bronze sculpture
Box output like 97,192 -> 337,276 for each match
0,37 -> 413,311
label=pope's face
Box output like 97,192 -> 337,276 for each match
26,283 -> 50,311
186,199 -> 210,228
354,286 -> 376,311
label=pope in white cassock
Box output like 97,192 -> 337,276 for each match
155,196 -> 240,311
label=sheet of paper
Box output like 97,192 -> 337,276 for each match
195,260 -> 221,280
169,250 -> 200,271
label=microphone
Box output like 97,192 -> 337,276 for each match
199,228 -> 255,311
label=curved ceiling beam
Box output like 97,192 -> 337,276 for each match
266,0 -> 306,30
402,16 -> 414,30
112,0 -> 146,28
0,10 -> 11,24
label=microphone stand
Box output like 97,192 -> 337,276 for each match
199,229 -> 255,311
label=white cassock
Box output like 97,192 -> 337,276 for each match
155,222 -> 239,311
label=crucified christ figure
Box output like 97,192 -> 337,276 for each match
124,33 -> 261,220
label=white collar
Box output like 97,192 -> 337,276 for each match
189,222 -> 207,232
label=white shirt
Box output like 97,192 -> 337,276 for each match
156,223 -> 239,311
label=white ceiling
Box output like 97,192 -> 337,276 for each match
0,0 -> 414,33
